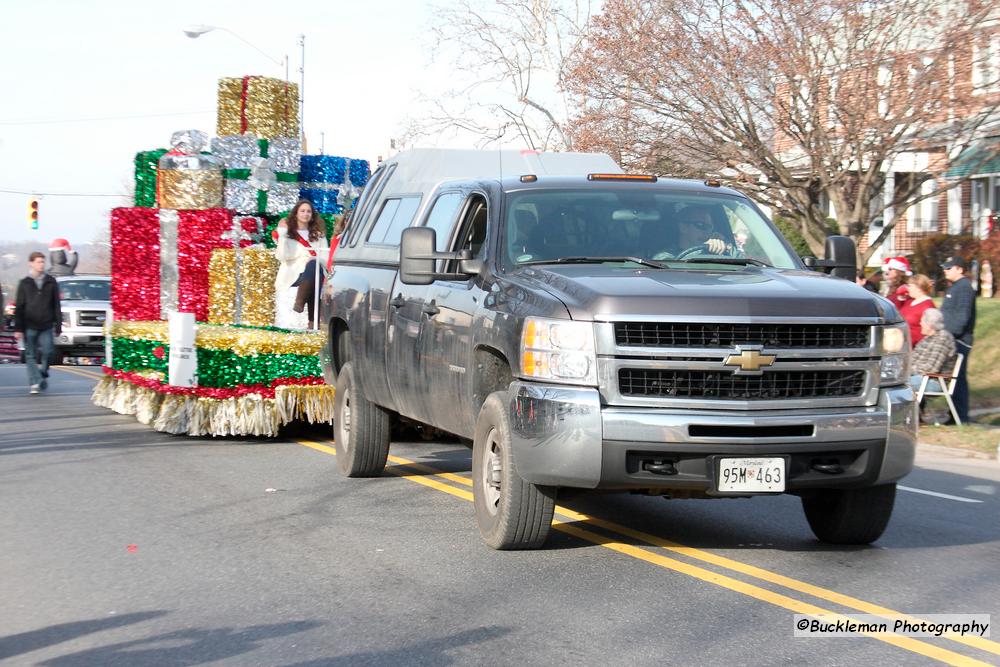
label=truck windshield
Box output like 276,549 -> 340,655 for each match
58,279 -> 110,301
502,189 -> 799,270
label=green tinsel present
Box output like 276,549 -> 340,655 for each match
134,149 -> 167,208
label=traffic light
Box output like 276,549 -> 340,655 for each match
28,199 -> 39,230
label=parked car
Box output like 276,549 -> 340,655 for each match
0,303 -> 19,362
321,149 -> 916,550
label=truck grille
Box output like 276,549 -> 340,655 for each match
77,310 -> 107,327
619,369 -> 866,399
614,323 -> 869,349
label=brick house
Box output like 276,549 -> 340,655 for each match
872,26 -> 1000,262
771,11 -> 1000,266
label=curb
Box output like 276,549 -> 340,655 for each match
917,441 -> 999,461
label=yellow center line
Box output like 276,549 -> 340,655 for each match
295,438 -> 993,666
52,366 -> 103,380
381,452 -> 1000,657
551,507 -> 1000,657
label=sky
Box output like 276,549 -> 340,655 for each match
0,0 -> 471,246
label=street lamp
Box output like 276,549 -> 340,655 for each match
183,24 -> 304,144
183,24 -> 288,81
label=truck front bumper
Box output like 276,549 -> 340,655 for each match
55,331 -> 105,349
507,381 -> 917,492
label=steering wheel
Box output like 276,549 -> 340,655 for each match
675,242 -> 718,260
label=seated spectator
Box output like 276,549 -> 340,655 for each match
908,308 -> 956,394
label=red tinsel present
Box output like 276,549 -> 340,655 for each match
111,208 -> 261,322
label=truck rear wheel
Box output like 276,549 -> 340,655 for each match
801,483 -> 896,544
473,392 -> 555,550
333,362 -> 390,477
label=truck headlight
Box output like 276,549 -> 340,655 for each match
876,323 -> 909,386
520,318 -> 597,386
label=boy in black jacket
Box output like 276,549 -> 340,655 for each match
14,252 -> 62,394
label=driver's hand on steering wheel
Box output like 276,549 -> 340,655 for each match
704,238 -> 729,255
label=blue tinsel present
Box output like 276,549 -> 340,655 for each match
300,188 -> 344,215
300,155 -> 347,184
349,159 -> 370,187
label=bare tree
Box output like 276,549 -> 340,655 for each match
407,0 -> 595,150
569,0 -> 1000,260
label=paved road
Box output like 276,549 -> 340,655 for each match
2,365 -> 998,666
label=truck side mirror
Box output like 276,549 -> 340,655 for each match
825,235 -> 857,280
399,227 -> 484,284
400,227 -> 437,285
802,235 -> 857,280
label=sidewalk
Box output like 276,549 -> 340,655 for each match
917,441 -> 999,462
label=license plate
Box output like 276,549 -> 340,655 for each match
717,457 -> 785,493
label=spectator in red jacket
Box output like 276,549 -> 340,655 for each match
882,256 -> 912,308
899,274 -> 935,346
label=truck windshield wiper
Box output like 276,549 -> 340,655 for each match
520,256 -> 669,269
675,257 -> 771,267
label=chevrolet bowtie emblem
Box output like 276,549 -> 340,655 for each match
724,348 -> 776,372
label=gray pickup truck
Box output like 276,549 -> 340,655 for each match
320,149 -> 916,550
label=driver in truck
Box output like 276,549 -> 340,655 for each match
676,205 -> 734,256
647,204 -> 740,260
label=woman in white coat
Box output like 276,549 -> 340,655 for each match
274,199 -> 329,330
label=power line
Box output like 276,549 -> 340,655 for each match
0,110 -> 213,126
0,188 -> 123,198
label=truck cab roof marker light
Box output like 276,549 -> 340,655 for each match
587,173 -> 658,182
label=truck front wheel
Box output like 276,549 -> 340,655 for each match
473,392 -> 555,550
333,362 -> 390,477
801,483 -> 896,545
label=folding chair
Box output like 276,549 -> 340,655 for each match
915,353 -> 964,426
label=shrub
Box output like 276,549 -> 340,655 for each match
772,215 -> 814,258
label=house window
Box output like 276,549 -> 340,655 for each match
973,33 -> 1000,94
826,73 -> 840,130
877,64 -> 893,117
907,177 -> 938,233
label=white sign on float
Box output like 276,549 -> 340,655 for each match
168,311 -> 197,387
103,309 -> 114,368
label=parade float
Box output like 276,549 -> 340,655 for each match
92,76 -> 369,437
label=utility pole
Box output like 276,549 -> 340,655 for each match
298,34 -> 306,151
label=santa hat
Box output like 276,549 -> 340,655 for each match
883,256 -> 912,276
49,238 -> 72,252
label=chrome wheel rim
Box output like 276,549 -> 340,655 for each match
338,393 -> 352,456
480,427 -> 502,516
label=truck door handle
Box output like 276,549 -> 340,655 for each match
422,301 -> 440,317
390,294 -> 406,309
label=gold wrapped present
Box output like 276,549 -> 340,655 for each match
157,168 -> 223,209
156,130 -> 223,209
217,76 -> 300,139
207,246 -> 279,327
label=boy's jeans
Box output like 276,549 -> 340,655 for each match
24,327 -> 54,386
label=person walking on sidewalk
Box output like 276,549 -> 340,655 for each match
940,256 -> 976,424
13,252 -> 62,395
